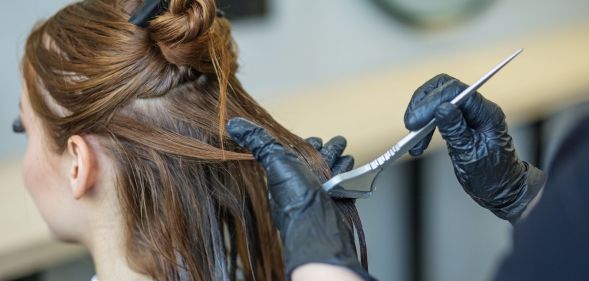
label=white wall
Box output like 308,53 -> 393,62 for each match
1,0 -> 74,160
3,0 -> 589,160
232,0 -> 589,101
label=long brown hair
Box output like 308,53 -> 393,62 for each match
23,0 -> 333,280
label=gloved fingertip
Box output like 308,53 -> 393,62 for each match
226,117 -> 254,145
332,155 -> 355,175
321,136 -> 349,168
431,73 -> 455,88
325,135 -> 347,150
333,135 -> 348,145
226,117 -> 285,160
409,73 -> 454,109
405,113 -> 423,131
409,148 -> 424,157
409,129 -> 433,157
341,155 -> 355,167
306,137 -> 323,151
406,98 -> 445,130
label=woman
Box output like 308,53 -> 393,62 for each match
12,0 -> 369,280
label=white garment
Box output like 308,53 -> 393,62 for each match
90,275 -> 154,281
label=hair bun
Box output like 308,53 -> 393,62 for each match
148,0 -> 219,70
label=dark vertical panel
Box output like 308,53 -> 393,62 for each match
530,119 -> 545,169
217,0 -> 268,20
407,158 -> 424,281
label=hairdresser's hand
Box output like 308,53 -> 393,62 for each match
227,118 -> 374,281
404,74 -> 546,223
306,136 -> 355,175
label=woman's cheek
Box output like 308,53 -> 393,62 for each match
21,139 -> 56,222
22,144 -> 41,196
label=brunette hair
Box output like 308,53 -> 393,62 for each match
22,0 -> 340,280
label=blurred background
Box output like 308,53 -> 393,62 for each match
1,0 -> 589,280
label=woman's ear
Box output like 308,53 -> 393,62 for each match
66,135 -> 97,200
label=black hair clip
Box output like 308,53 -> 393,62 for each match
129,0 -> 168,28
129,0 -> 226,28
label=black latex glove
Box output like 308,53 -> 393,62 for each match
227,117 -> 374,281
306,136 -> 355,176
404,74 -> 546,223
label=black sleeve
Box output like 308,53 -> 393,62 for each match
493,115 -> 589,281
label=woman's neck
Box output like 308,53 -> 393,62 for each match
84,202 -> 151,281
